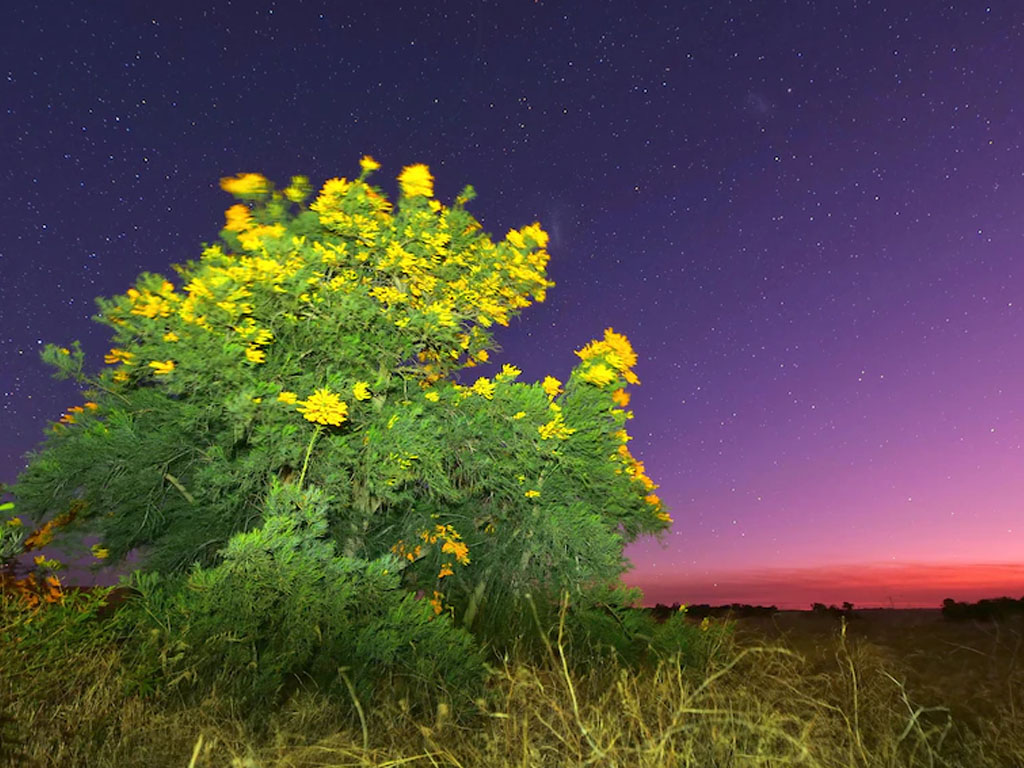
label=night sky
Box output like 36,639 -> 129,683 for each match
3,2 -> 1023,609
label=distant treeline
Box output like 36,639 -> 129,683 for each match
644,596 -> 1024,623
941,595 -> 1024,622
646,603 -> 780,622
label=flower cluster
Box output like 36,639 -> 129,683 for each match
295,387 -> 349,426
574,327 -> 640,387
96,159 -> 553,390
56,401 -> 98,426
538,401 -> 575,441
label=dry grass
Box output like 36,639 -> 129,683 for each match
2,599 -> 1022,767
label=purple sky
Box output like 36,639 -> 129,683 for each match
3,1 -> 1022,609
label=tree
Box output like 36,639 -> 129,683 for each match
8,158 -> 670,644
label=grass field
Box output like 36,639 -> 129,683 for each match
1,593 -> 1021,767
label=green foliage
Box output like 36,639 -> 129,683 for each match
9,161 -> 672,719
110,480 -> 487,727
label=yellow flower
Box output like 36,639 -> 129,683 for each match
512,411 -> 526,419
437,563 -> 454,579
497,363 -> 522,381
112,370 -> 129,383
505,229 -> 525,250
219,172 -> 270,197
541,376 -> 562,397
58,347 -> 70,355
657,511 -> 673,524
352,381 -> 371,400
252,397 -> 262,404
644,493 -> 661,507
283,175 -> 311,203
700,616 -> 710,632
252,328 -> 273,346
602,328 -> 637,369
149,360 -> 175,375
424,390 -> 440,402
524,489 -> 540,498
581,363 -> 616,387
429,590 -> 444,615
91,544 -> 109,560
224,203 -> 253,232
611,388 -> 631,407
83,401 -> 98,410
297,388 -> 349,426
521,222 -> 549,249
277,391 -> 298,404
104,348 -> 134,364
471,377 -> 495,399
5,517 -> 22,528
245,346 -> 266,364
475,349 -> 490,363
398,164 -> 434,198
441,539 -> 470,565
359,155 -> 381,173
538,416 -> 576,440
163,331 -> 180,342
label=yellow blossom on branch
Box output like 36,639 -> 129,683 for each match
277,391 -> 298,404
149,360 -> 175,375
359,155 -> 381,174
429,590 -> 445,615
496,363 -> 522,381
611,388 -> 631,407
104,348 -> 134,365
424,390 -> 440,402
580,363 -> 616,387
352,381 -> 371,400
282,175 -> 311,203
224,204 -> 253,232
441,539 -> 470,565
297,388 -> 348,426
471,377 -> 495,400
220,172 -> 270,197
398,163 -> 434,198
541,376 -> 562,398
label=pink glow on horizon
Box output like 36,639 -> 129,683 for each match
623,561 -> 1024,610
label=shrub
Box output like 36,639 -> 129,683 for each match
110,480 -> 487,728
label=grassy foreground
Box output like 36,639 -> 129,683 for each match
1,591 -> 1021,767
